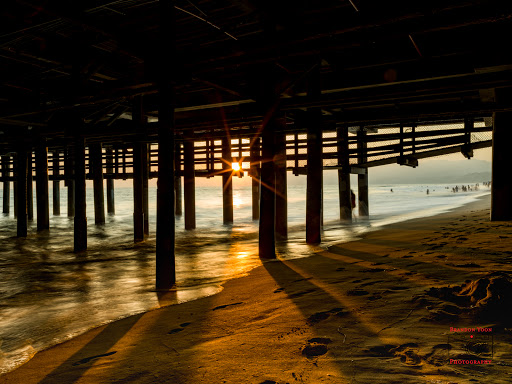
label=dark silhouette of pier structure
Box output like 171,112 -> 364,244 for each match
0,1 -> 510,289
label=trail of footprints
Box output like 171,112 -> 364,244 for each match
367,342 -> 453,367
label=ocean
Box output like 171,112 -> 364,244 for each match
0,179 -> 489,374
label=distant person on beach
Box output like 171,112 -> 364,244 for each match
390,188 -> 393,192
426,189 -> 429,195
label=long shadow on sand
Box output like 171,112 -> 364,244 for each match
36,313 -> 145,384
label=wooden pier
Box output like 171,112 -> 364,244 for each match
0,1 -> 510,289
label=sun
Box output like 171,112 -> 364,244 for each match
232,162 -> 241,171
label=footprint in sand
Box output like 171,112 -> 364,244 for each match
168,322 -> 192,334
72,351 -> 117,366
367,345 -> 396,357
423,344 -> 452,366
394,343 -> 422,366
367,343 -> 422,366
307,308 -> 345,324
212,302 -> 243,311
302,338 -> 331,358
347,289 -> 370,296
407,262 -> 421,267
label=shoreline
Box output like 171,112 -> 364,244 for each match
3,194 -> 512,383
2,188 -> 485,374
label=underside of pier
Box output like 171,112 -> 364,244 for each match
1,0 -> 511,287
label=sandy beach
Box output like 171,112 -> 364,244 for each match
1,194 -> 511,384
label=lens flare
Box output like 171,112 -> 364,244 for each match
232,162 -> 241,171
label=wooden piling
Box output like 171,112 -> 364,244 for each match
491,88 -> 512,220
74,136 -> 87,252
306,110 -> 323,244
27,152 -> 33,221
306,64 -> 323,244
133,142 -> 144,242
2,156 -> 10,214
275,130 -> 288,239
52,151 -> 60,216
259,120 -> 276,258
155,0 -> 176,290
105,147 -> 115,215
222,136 -> 233,224
90,143 -> 105,225
142,143 -> 149,235
67,180 -> 75,218
357,129 -> 369,217
184,140 -> 196,229
13,179 -> 17,218
174,141 -> 183,216
35,140 -> 50,231
250,138 -> 260,220
65,147 -> 75,218
337,126 -> 352,220
132,97 -> 145,241
16,145 -> 28,237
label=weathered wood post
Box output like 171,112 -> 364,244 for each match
74,134 -> 87,252
357,128 -> 369,217
16,144 -> 28,237
142,143 -> 149,235
35,139 -> 50,231
174,141 -> 182,216
257,70 -> 281,258
27,152 -> 33,221
2,156 -> 10,214
52,151 -> 60,216
13,170 -> 17,218
90,143 -> 105,225
275,130 -> 288,239
156,0 -> 176,289
250,138 -> 260,220
184,140 -> 196,229
222,137 -> 233,224
105,147 -> 115,215
133,141 -> 144,242
133,97 -> 145,242
337,125 -> 352,220
259,118 -> 276,258
491,88 -> 512,220
65,147 -> 75,218
306,67 -> 323,244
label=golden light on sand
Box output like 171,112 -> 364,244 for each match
232,162 -> 241,171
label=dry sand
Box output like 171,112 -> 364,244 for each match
1,194 -> 512,384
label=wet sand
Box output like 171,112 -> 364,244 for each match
1,194 -> 512,384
